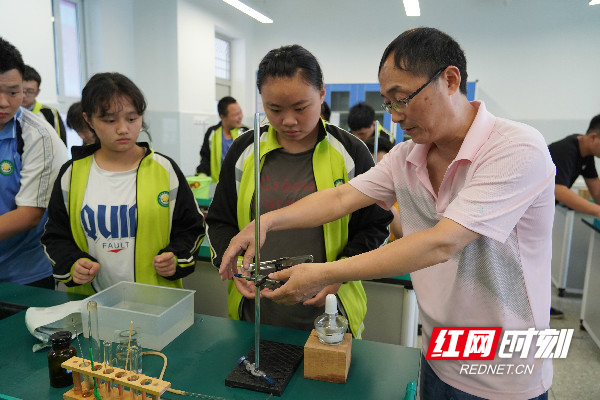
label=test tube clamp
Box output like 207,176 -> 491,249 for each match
61,356 -> 170,400
236,255 -> 314,290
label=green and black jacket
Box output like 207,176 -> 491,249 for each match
195,122 -> 248,182
42,143 -> 205,295
205,120 -> 393,338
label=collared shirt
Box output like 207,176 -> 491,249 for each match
350,101 -> 556,399
0,108 -> 67,284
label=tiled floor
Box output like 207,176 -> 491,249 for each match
549,289 -> 600,399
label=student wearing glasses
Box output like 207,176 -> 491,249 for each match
219,28 -> 555,400
21,65 -> 67,145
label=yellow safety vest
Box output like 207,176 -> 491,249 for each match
209,126 -> 242,182
64,150 -> 186,294
226,122 -> 367,338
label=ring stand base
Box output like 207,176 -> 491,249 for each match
225,340 -> 303,396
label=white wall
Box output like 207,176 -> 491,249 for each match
3,0 -> 599,171
249,0 -> 600,144
0,0 -> 59,106
85,0 -> 136,78
170,0 -> 257,174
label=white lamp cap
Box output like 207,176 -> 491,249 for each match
325,294 -> 337,314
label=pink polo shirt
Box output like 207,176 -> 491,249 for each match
350,102 -> 555,399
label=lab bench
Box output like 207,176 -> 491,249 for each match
551,204 -> 589,296
0,282 -> 420,400
579,218 -> 600,351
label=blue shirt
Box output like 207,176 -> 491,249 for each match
0,108 -> 53,284
221,132 -> 233,163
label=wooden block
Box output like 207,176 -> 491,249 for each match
304,329 -> 352,383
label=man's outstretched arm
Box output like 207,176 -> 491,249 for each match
262,217 -> 481,305
218,183 -> 376,279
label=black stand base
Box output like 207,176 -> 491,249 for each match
225,340 -> 303,396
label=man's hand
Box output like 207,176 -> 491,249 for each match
219,221 -> 267,280
302,283 -> 342,307
154,252 -> 177,277
262,263 -> 328,306
73,258 -> 100,284
233,276 -> 258,299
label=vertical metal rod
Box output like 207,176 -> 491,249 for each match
390,121 -> 397,144
253,113 -> 261,369
374,120 -> 380,164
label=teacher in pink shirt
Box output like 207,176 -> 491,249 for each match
220,27 -> 555,400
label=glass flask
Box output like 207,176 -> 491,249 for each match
314,294 -> 348,345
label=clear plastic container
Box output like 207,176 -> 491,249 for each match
80,282 -> 194,350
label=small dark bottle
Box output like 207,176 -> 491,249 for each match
48,331 -> 77,388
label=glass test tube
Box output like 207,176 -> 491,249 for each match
85,301 -> 101,396
101,340 -> 113,395
87,300 -> 101,364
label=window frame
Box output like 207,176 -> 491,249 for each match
215,34 -> 232,99
52,0 -> 87,103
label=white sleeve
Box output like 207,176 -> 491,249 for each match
15,114 -> 68,208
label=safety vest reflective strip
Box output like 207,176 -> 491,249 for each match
31,100 -> 62,139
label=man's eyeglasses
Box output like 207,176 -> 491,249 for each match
23,89 -> 37,96
381,67 -> 446,114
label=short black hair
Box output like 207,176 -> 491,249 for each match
587,114 -> 600,134
81,72 -> 146,119
23,65 -> 41,86
348,103 -> 375,131
256,45 -> 323,93
66,102 -> 87,132
379,27 -> 468,95
217,96 -> 237,117
365,135 -> 394,155
321,101 -> 331,121
0,37 -> 25,76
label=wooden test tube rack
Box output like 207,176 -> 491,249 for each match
61,356 -> 170,400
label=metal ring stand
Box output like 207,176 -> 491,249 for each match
224,114 -> 304,396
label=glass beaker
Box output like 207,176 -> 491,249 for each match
114,328 -> 142,374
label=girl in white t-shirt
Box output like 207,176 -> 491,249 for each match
42,73 -> 205,294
